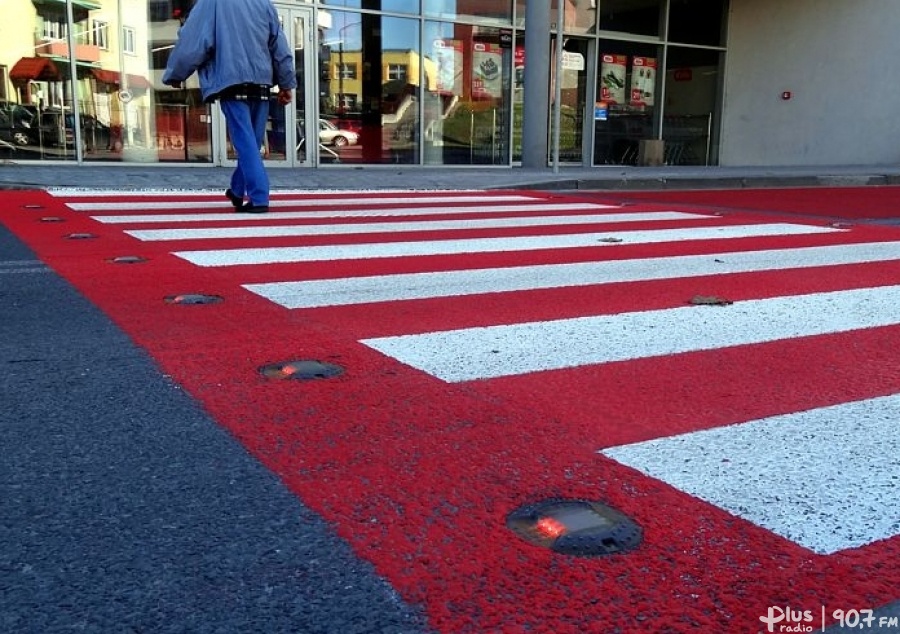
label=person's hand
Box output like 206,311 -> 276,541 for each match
277,88 -> 293,105
163,79 -> 183,89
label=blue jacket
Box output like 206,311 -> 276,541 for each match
162,0 -> 297,102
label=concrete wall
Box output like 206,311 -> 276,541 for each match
721,0 -> 900,166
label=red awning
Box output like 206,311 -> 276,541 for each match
90,68 -> 152,90
10,57 -> 61,83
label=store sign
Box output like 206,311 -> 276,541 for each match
561,51 -> 584,71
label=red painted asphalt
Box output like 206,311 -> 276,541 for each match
3,187 -> 899,633
616,186 -> 900,220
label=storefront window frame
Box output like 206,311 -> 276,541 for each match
1,0 -> 728,168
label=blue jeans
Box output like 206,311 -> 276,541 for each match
220,99 -> 270,206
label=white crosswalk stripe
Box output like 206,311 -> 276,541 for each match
361,285 -> 900,382
60,188 -> 900,555
173,223 -> 841,266
125,211 -> 713,241
601,394 -> 900,555
244,241 -> 900,308
89,201 -> 615,223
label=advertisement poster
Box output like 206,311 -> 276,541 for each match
630,56 -> 657,107
600,53 -> 627,104
433,39 -> 463,94
472,42 -> 503,99
514,46 -> 525,88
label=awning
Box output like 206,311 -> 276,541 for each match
32,0 -> 103,10
10,57 -> 61,82
90,68 -> 152,90
10,56 -> 103,84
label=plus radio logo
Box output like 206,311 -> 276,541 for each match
759,606 -> 815,632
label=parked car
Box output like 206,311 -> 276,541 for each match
39,111 -> 110,149
0,110 -> 33,147
318,118 -> 358,147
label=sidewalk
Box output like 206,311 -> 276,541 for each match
2,161 -> 900,192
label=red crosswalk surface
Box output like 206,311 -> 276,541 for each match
4,187 -> 900,633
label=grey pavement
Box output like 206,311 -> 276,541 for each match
3,160 -> 900,192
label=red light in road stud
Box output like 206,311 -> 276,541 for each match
22,204 -> 45,210
535,517 -> 567,538
164,294 -> 223,305
259,360 -> 344,380
507,498 -> 642,557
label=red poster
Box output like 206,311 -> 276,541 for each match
600,54 -> 627,104
472,42 -> 503,99
630,56 -> 657,106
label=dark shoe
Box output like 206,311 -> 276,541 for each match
224,189 -> 243,208
237,203 -> 269,214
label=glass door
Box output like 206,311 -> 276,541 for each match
217,4 -> 316,167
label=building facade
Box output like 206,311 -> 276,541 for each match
0,0 -> 897,168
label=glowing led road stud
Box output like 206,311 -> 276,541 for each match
164,294 -> 223,305
507,498 -> 642,557
259,360 -> 344,380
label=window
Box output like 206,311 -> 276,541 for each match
426,0 -> 511,25
320,0 -> 418,14
338,94 -> 357,110
42,19 -> 64,40
338,63 -> 357,79
599,0 -> 665,38
92,20 -> 109,49
387,64 -> 407,81
122,26 -> 136,54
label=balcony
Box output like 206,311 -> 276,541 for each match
33,38 -> 101,63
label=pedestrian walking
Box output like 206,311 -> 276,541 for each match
162,0 -> 296,213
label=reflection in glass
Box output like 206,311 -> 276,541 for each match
550,37 -> 589,164
320,0 -> 420,15
422,22 -> 511,165
513,0 -> 596,33
150,6 -> 212,163
426,0 -> 512,26
661,47 -> 723,165
668,0 -> 726,46
598,0 -> 664,38
320,11 -> 421,164
593,39 -> 661,166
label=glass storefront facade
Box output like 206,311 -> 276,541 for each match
0,0 -> 727,167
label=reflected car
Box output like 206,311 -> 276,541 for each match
325,115 -> 362,135
318,118 -> 358,147
0,110 -> 33,147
